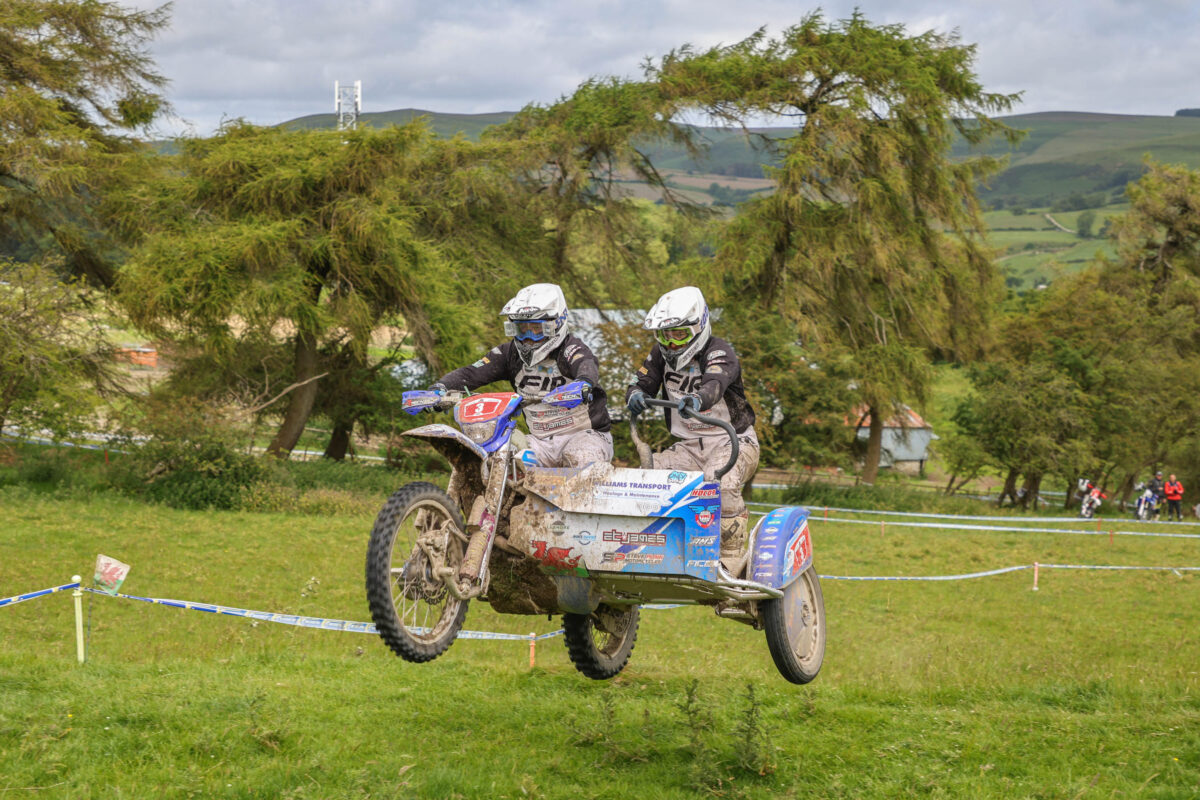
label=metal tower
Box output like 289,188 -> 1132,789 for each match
335,80 -> 362,131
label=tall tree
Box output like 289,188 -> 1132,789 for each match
0,0 -> 168,284
646,13 -> 1020,482
119,122 -> 522,457
488,78 -> 706,308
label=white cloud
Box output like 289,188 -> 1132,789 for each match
130,0 -> 1200,136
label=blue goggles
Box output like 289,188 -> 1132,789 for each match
504,318 -> 556,342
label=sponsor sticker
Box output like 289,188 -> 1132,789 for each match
602,529 -> 667,547
638,366 -> 649,375
690,535 -> 717,547
708,350 -> 726,358
531,540 -> 581,570
573,530 -> 595,545
695,509 -> 716,528
550,520 -> 567,537
687,559 -> 717,568
602,552 -> 665,565
667,470 -> 687,484
691,488 -> 718,499
784,524 -> 812,577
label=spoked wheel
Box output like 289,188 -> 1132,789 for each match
762,565 -> 825,685
366,482 -> 469,663
562,603 -> 640,680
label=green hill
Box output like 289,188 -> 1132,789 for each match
958,111 -> 1200,207
285,108 -> 1200,209
281,108 -> 517,141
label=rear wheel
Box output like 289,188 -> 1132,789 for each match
366,482 -> 469,662
762,565 -> 825,685
563,604 -> 640,680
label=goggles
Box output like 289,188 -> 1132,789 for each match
504,318 -> 557,342
654,327 -> 695,347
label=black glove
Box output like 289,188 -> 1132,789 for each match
627,390 -> 648,415
427,382 -> 447,394
677,394 -> 701,415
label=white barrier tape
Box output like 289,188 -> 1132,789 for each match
821,563 -> 1200,582
0,582 -> 80,608
1038,564 -> 1200,572
809,515 -> 1200,540
820,565 -> 1030,582
753,502 -> 1200,528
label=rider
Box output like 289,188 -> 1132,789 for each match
625,286 -> 760,576
429,283 -> 613,468
1148,470 -> 1166,505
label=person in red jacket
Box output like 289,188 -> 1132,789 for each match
1164,474 -> 1185,521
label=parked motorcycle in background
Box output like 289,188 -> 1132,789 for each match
1133,483 -> 1159,521
1077,478 -> 1106,518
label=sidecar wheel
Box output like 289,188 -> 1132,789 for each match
762,564 -> 825,685
366,482 -> 469,663
563,603 -> 639,680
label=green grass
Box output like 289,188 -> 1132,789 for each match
3,489 -> 1198,798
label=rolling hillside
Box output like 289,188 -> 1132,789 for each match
279,108 -> 1200,288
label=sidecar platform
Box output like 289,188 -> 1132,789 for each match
505,463 -> 810,610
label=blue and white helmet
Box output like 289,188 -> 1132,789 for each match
644,286 -> 711,369
501,283 -> 569,366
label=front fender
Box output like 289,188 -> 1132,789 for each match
402,424 -> 487,462
749,506 -> 813,591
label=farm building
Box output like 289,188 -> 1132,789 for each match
849,405 -> 938,475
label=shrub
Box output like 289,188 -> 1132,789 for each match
115,397 -> 264,510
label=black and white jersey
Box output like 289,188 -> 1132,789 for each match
437,335 -> 611,435
626,336 -> 756,439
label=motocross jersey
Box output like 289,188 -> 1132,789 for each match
626,336 -> 756,440
437,335 -> 611,436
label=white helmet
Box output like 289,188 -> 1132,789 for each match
500,283 -> 570,366
644,286 -> 711,369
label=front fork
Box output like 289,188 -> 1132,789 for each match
443,447 -> 512,599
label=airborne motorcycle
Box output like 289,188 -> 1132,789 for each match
365,388 -> 825,683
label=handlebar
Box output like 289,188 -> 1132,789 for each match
630,397 -> 740,481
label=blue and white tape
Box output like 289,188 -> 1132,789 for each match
80,587 -> 565,640
0,581 -> 80,608
807,515 -> 1200,540
747,502 -> 1200,528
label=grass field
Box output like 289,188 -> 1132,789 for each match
3,487 -> 1198,799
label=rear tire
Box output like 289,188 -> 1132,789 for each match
762,565 -> 825,685
563,604 -> 640,680
366,482 -> 469,663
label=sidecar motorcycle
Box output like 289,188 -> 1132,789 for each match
365,388 -> 825,684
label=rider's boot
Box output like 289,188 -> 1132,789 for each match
718,513 -> 749,578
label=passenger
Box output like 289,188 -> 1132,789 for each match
428,283 -> 612,469
625,286 -> 760,576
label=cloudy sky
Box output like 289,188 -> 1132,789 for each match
131,0 -> 1200,137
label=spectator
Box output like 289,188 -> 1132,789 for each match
1164,474 -> 1185,521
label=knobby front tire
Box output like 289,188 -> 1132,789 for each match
366,482 -> 469,663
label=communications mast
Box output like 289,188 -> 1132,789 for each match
335,80 -> 361,131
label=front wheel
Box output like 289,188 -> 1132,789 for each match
762,565 -> 825,685
366,482 -> 469,663
563,604 -> 640,680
